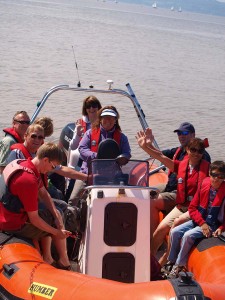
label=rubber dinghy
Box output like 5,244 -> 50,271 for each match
1,82 -> 225,300
1,231 -> 225,299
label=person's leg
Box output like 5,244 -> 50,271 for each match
175,225 -> 204,266
150,191 -> 176,238
40,236 -> 54,264
68,179 -> 86,207
151,206 -> 183,256
51,235 -> 70,267
168,220 -> 194,264
159,211 -> 190,266
150,195 -> 166,238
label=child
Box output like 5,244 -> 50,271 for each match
167,160 -> 225,278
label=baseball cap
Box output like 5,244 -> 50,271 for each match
174,122 -> 195,133
100,109 -> 117,118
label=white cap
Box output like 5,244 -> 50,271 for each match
100,109 -> 117,118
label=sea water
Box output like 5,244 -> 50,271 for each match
0,0 -> 225,160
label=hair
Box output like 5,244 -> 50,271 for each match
37,142 -> 63,163
210,161 -> 225,174
82,95 -> 102,116
33,117 -> 53,137
13,111 -> 30,120
92,105 -> 121,131
187,138 -> 205,152
25,124 -> 44,136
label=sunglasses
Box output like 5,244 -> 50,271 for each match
189,147 -> 204,154
49,161 -> 57,170
86,103 -> 99,109
210,172 -> 225,180
177,131 -> 190,136
14,119 -> 30,125
30,134 -> 44,140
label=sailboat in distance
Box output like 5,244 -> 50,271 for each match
152,2 -> 157,8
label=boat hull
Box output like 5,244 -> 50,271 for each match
0,233 -> 225,299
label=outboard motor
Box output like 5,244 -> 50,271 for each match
59,122 -> 75,153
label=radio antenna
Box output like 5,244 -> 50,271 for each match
72,45 -> 81,87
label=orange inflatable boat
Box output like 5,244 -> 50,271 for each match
2,83 -> 224,299
0,232 -> 225,299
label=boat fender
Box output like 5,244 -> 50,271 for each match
169,272 -> 210,299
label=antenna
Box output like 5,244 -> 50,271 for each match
72,45 -> 81,87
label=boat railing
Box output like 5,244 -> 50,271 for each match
31,82 -> 159,150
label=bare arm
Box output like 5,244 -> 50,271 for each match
27,210 -> 71,239
54,166 -> 88,181
38,187 -> 63,229
136,128 -> 175,172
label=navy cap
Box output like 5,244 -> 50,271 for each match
174,122 -> 195,133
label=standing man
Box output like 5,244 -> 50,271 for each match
0,111 -> 30,174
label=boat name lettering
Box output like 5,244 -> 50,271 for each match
28,282 -> 57,299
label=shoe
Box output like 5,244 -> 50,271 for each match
161,261 -> 174,275
167,265 -> 187,279
51,261 -> 71,271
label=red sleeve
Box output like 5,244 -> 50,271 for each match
188,186 -> 206,226
10,171 -> 39,212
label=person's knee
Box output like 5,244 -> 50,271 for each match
155,223 -> 170,235
151,194 -> 165,211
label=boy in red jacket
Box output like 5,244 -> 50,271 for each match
167,160 -> 225,278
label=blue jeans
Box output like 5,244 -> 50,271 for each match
168,220 -> 205,266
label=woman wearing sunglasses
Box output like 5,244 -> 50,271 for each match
167,160 -> 225,279
68,105 -> 131,206
136,128 -> 210,266
68,96 -> 102,169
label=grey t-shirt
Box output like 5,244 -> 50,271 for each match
0,135 -> 17,167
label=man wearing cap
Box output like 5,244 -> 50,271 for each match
0,111 -> 30,174
150,122 -> 211,236
69,105 -> 131,206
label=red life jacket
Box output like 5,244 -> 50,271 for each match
79,118 -> 88,133
78,118 -> 88,141
173,147 -> 185,160
176,159 -> 209,205
189,178 -> 225,231
90,128 -> 121,153
9,143 -> 48,188
0,160 -> 37,213
3,128 -> 24,143
168,147 -> 188,177
10,143 -> 31,159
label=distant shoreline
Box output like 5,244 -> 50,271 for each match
117,0 -> 225,17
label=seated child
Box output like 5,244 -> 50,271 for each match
167,160 -> 225,278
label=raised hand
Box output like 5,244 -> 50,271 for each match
145,128 -> 154,145
136,130 -> 148,149
75,119 -> 84,137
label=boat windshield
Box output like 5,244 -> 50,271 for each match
90,159 -> 149,187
